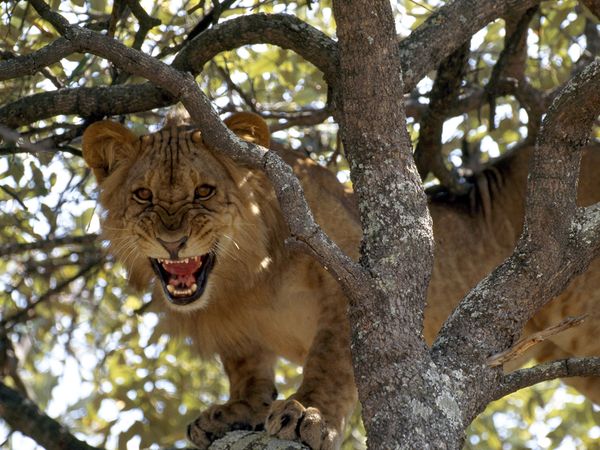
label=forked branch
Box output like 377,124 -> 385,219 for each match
433,59 -> 600,370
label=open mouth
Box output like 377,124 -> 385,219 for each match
150,254 -> 215,306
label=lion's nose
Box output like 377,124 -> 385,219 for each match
157,236 -> 188,259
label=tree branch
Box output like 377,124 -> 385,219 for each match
524,60 -> 600,245
413,42 -> 470,194
333,0 -> 437,446
0,84 -> 174,128
173,13 -> 339,86
494,357 -> 600,400
0,124 -> 82,156
433,59 -> 600,372
125,0 -> 161,50
208,430 -> 308,449
185,0 -> 238,43
267,107 -> 331,132
0,38 -> 78,81
1,258 -> 102,328
0,234 -> 99,257
0,13 -> 337,128
0,381 -> 101,450
399,0 -> 541,92
487,6 -> 538,130
1,1 -> 546,128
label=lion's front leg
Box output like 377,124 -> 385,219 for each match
266,307 -> 356,450
187,349 -> 277,449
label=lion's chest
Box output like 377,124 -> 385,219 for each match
187,260 -> 323,363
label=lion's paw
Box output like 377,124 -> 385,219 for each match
187,400 -> 266,449
265,399 -> 336,450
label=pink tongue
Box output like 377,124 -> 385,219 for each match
169,273 -> 196,288
162,260 -> 202,288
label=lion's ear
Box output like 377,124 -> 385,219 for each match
82,121 -> 138,182
224,112 -> 270,148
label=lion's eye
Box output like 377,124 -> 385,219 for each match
194,184 -> 216,201
133,188 -> 153,203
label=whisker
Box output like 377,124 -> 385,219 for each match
221,233 -> 242,251
114,238 -> 140,269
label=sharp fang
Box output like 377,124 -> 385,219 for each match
167,284 -> 175,294
191,283 -> 197,292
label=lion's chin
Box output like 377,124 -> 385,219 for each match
150,253 -> 215,306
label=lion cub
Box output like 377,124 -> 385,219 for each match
82,112 -> 359,449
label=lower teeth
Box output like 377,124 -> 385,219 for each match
166,283 -> 198,297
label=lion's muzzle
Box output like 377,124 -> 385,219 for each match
151,253 -> 215,305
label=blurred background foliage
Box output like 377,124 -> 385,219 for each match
0,0 -> 599,449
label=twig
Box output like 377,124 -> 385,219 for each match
186,0 -> 237,41
0,335 -> 29,398
0,124 -> 54,154
0,123 -> 84,157
214,62 -> 258,112
155,0 -> 237,59
1,259 -> 102,328
0,185 -> 28,210
487,315 -> 588,367
125,0 -> 161,50
267,108 -> 331,132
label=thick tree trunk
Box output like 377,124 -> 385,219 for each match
331,1 -> 462,448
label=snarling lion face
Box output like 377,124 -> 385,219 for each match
82,112 -> 284,311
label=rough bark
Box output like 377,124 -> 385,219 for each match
209,431 -> 307,449
331,1 -> 465,448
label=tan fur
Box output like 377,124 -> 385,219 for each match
82,113 -> 357,450
82,112 -> 600,450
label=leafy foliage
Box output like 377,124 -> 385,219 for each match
0,1 -> 598,449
